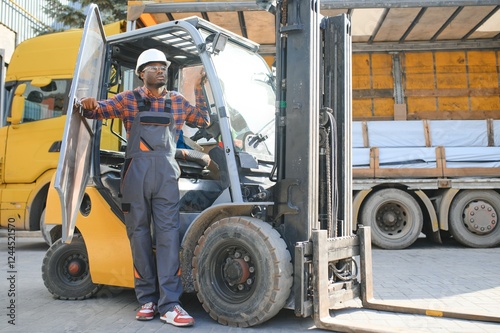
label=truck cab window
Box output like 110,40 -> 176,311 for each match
19,79 -> 69,122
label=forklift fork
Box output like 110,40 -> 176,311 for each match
312,226 -> 500,333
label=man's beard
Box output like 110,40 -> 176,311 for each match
152,80 -> 166,89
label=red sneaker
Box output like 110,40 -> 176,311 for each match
160,305 -> 195,327
135,302 -> 158,321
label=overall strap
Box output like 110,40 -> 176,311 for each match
164,95 -> 172,113
133,90 -> 151,112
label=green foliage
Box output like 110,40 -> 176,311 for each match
38,0 -> 127,34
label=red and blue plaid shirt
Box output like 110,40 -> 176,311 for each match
83,85 -> 209,139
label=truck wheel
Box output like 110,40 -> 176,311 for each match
42,235 -> 102,300
193,216 -> 292,327
360,188 -> 423,249
449,190 -> 500,248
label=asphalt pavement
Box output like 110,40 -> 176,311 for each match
1,231 -> 499,333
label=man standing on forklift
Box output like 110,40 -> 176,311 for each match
79,48 -> 210,327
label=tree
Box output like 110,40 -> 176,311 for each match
39,0 -> 127,33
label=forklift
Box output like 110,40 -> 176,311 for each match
42,1 -> 500,331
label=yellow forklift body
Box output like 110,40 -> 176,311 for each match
45,183 -> 134,287
77,187 -> 134,287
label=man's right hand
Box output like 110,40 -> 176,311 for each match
79,97 -> 98,111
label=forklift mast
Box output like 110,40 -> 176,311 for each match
267,0 -> 355,319
272,0 -> 352,247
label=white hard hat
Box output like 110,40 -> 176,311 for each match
135,49 -> 171,75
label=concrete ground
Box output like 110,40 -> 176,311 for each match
0,231 -> 499,333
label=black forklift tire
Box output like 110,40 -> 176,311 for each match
449,190 -> 500,248
42,235 -> 102,300
193,216 -> 293,327
360,188 -> 423,250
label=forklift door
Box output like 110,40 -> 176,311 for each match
53,4 -> 107,243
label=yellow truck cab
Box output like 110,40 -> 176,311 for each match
1,22 -> 124,243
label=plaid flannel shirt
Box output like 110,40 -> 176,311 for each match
83,85 -> 209,140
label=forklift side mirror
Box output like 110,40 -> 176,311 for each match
205,33 -> 228,54
7,83 -> 26,126
256,0 -> 276,14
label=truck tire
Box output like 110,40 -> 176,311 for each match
42,235 -> 102,300
193,216 -> 292,327
360,188 -> 423,249
449,190 -> 500,248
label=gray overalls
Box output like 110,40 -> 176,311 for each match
120,92 -> 182,315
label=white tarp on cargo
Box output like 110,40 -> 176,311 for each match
353,148 -> 370,167
378,147 -> 437,169
352,120 -> 500,169
367,120 -> 426,147
429,120 -> 488,147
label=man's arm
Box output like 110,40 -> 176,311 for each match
80,97 -> 99,112
184,84 -> 210,128
183,71 -> 210,128
79,94 -> 126,120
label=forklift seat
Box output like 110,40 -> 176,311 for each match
175,148 -> 211,178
